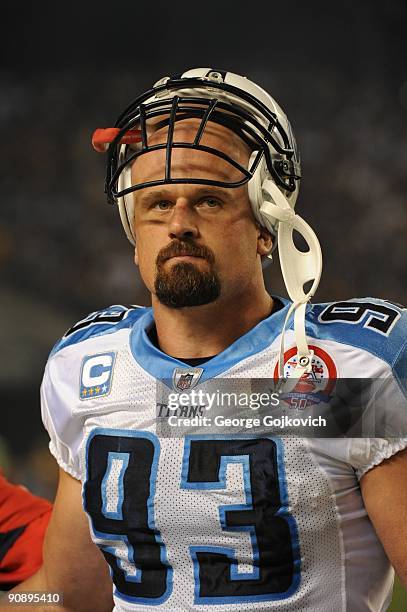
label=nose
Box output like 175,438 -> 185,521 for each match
167,199 -> 199,240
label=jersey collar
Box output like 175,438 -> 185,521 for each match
129,297 -> 291,383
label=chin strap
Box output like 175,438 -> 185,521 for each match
259,179 -> 322,382
278,299 -> 314,382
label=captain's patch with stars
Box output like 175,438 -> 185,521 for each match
80,352 -> 116,400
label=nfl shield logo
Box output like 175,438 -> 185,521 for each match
172,367 -> 204,392
176,373 -> 194,390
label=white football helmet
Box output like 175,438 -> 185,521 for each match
92,68 -> 323,380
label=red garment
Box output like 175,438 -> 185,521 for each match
0,473 -> 52,587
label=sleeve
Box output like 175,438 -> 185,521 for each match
0,474 -> 51,531
0,511 -> 52,588
0,475 -> 52,588
40,350 -> 84,480
350,437 -> 407,480
349,334 -> 407,480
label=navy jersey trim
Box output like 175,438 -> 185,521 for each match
50,305 -> 147,357
0,525 -> 26,561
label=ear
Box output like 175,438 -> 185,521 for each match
257,225 -> 273,256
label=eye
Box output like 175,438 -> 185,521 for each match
152,200 -> 172,211
197,197 -> 222,208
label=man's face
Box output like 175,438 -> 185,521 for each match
131,118 -> 272,308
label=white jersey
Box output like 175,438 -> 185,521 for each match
41,296 -> 407,612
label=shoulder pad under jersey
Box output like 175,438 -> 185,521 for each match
50,304 -> 148,357
307,297 -> 406,369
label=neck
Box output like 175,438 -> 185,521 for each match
152,283 -> 274,359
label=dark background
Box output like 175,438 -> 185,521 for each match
1,0 -> 406,487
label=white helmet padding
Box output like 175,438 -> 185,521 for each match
118,163 -> 136,245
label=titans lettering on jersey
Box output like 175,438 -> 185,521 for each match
41,298 -> 407,611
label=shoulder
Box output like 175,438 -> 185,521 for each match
306,296 -> 407,369
49,304 -> 150,358
41,305 -> 151,477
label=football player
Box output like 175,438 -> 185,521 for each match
3,69 -> 407,611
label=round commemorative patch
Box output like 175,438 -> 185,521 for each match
273,345 -> 337,408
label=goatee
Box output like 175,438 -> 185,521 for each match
154,241 -> 221,308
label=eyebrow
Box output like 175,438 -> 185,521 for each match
135,185 -> 235,206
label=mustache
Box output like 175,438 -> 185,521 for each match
156,240 -> 215,265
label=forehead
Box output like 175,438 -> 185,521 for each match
131,117 -> 252,186
148,117 -> 250,152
